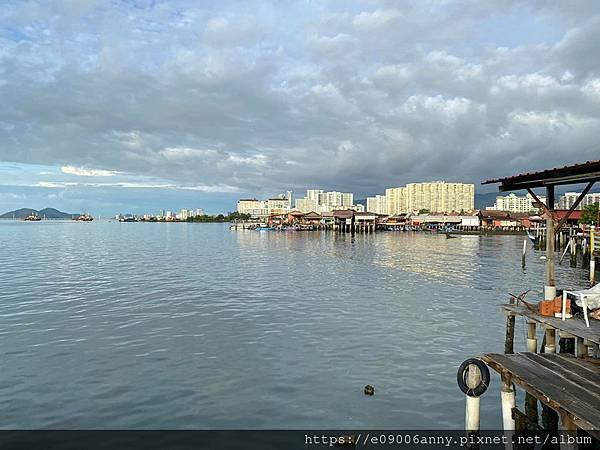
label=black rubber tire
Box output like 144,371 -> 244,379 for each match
457,358 -> 490,397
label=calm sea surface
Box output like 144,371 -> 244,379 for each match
0,221 -> 590,429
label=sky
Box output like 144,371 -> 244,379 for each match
1,0 -> 599,215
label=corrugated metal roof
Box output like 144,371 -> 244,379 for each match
482,160 -> 600,190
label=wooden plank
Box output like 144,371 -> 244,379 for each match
522,353 -> 600,400
501,304 -> 600,344
483,353 -> 600,437
552,353 -> 600,377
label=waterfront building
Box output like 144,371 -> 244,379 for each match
366,195 -> 387,215
295,197 -> 317,213
237,199 -> 269,218
371,181 -> 474,214
384,187 -> 407,215
237,193 -> 292,218
485,193 -> 545,213
294,189 -> 357,213
555,192 -> 600,210
405,181 -> 474,213
195,208 -> 205,216
266,198 -> 290,215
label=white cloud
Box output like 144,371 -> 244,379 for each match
402,95 -> 480,120
353,9 -> 402,29
36,180 -> 241,193
61,165 -> 119,177
159,147 -> 219,161
582,78 -> 600,100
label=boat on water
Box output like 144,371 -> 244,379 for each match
255,226 -> 277,231
119,216 -> 136,222
74,213 -> 94,222
23,214 -> 41,221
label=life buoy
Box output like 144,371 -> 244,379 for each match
457,358 -> 490,397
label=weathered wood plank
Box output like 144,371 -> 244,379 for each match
482,353 -> 600,438
501,304 -> 600,344
522,353 -> 600,401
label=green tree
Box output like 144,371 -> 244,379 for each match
418,208 -> 430,214
580,202 -> 599,225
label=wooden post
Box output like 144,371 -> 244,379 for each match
542,405 -> 559,436
505,314 -> 515,354
501,376 -> 516,431
570,237 -> 577,268
522,239 -> 527,268
576,337 -> 587,358
465,363 -> 481,433
525,320 -> 540,433
526,321 -> 537,352
544,327 -> 556,353
560,413 -> 577,450
525,393 -> 539,431
591,257 -> 596,286
545,185 -> 556,300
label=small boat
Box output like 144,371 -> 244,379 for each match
255,226 -> 277,231
23,214 -> 41,221
74,213 -> 94,222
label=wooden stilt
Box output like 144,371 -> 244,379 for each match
559,413 -> 577,450
544,327 -> 556,353
501,377 -> 516,431
576,337 -> 586,358
465,364 -> 481,432
525,393 -> 539,432
505,312 -> 515,354
526,321 -> 537,353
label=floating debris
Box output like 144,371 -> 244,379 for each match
364,385 -> 374,396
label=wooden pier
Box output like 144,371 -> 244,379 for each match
483,352 -> 600,438
459,160 -> 600,445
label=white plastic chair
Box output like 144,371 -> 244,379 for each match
563,283 -> 600,328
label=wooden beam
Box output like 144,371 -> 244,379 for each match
526,188 -> 552,218
554,181 -> 595,234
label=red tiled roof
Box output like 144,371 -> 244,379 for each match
554,210 -> 582,220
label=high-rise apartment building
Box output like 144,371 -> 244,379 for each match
375,182 -> 474,214
556,192 -> 600,210
485,193 -> 545,213
294,189 -> 357,213
366,195 -> 388,215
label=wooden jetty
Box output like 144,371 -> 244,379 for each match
459,160 -> 600,446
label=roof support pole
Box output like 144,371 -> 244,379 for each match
545,185 -> 556,299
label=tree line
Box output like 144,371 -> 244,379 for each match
185,211 -> 251,223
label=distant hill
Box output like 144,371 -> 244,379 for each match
0,208 -> 79,219
475,192 -> 498,210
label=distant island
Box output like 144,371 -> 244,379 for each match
0,208 -> 79,220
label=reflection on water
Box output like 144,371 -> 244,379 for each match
0,222 -> 590,429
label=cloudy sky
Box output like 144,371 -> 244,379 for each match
1,0 -> 599,215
